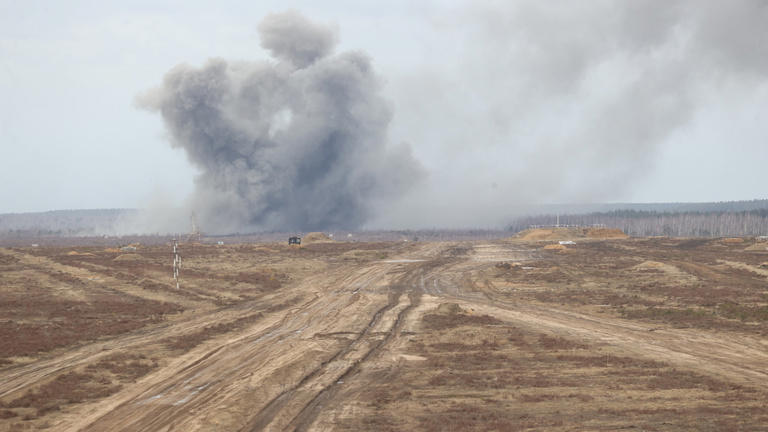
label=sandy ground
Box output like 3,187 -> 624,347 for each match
1,237 -> 768,430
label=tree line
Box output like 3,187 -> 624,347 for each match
508,209 -> 768,237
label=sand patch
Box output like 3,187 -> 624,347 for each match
745,242 -> 768,251
394,354 -> 427,361
436,302 -> 465,315
722,238 -> 745,244
302,232 -> 334,244
113,254 -> 146,262
516,227 -> 627,241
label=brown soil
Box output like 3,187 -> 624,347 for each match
1,238 -> 768,431
302,232 -> 334,244
112,253 -> 145,262
722,237 -> 745,244
517,227 -> 627,241
585,227 -> 629,238
745,242 -> 768,251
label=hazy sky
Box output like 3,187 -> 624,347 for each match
1,1 -> 766,228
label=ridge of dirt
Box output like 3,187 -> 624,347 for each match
516,227 -> 628,241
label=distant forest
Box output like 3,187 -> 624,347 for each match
2,200 -> 768,238
508,206 -> 768,237
0,209 -> 132,238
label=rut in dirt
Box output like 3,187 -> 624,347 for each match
240,265 -> 430,432
289,287 -> 423,431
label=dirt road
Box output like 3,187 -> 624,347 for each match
38,244 -> 441,431
2,238 -> 768,430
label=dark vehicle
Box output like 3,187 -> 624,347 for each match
288,236 -> 301,245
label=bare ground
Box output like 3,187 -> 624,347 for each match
1,237 -> 767,431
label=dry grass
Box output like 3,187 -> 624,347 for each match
717,302 -> 768,322
0,292 -> 182,358
336,293 -> 768,431
491,239 -> 768,336
4,238 -> 768,430
1,372 -> 121,418
85,353 -> 157,382
162,298 -> 299,352
162,313 -> 263,351
0,352 -> 158,420
421,312 -> 504,330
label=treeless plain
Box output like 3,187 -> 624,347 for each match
1,233 -> 768,430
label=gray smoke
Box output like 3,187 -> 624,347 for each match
139,11 -> 422,233
257,11 -> 338,69
376,0 -> 768,228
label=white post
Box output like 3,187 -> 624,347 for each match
172,238 -> 181,289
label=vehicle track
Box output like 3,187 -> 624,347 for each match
241,289 -> 403,431
9,241 -> 766,430
424,243 -> 768,391
0,281 -> 312,401
65,245 -> 443,431
287,278 -> 423,431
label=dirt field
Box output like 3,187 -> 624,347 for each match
1,234 -> 768,431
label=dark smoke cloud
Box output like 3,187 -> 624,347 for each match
139,11 -> 422,233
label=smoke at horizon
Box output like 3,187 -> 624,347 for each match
132,3 -> 768,233
373,0 -> 768,228
138,11 -> 423,234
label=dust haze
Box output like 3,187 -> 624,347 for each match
377,0 -> 768,228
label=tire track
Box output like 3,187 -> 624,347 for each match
240,286 -> 406,431
72,253 -> 423,431
426,246 -> 768,392
289,287 -> 423,432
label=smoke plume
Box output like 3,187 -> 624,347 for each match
139,11 -> 422,233
375,0 -> 768,228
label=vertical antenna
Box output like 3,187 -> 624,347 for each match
172,237 -> 181,289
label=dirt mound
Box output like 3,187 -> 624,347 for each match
543,244 -> 567,251
746,243 -> 768,251
66,251 -> 95,256
113,254 -> 145,262
585,228 -> 628,239
722,237 -> 745,244
302,232 -> 334,244
435,303 -> 465,315
634,260 -> 665,270
516,227 -> 627,241
518,228 -> 563,241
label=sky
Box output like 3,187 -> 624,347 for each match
1,1 -> 766,229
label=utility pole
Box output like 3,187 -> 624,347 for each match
172,238 -> 181,289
